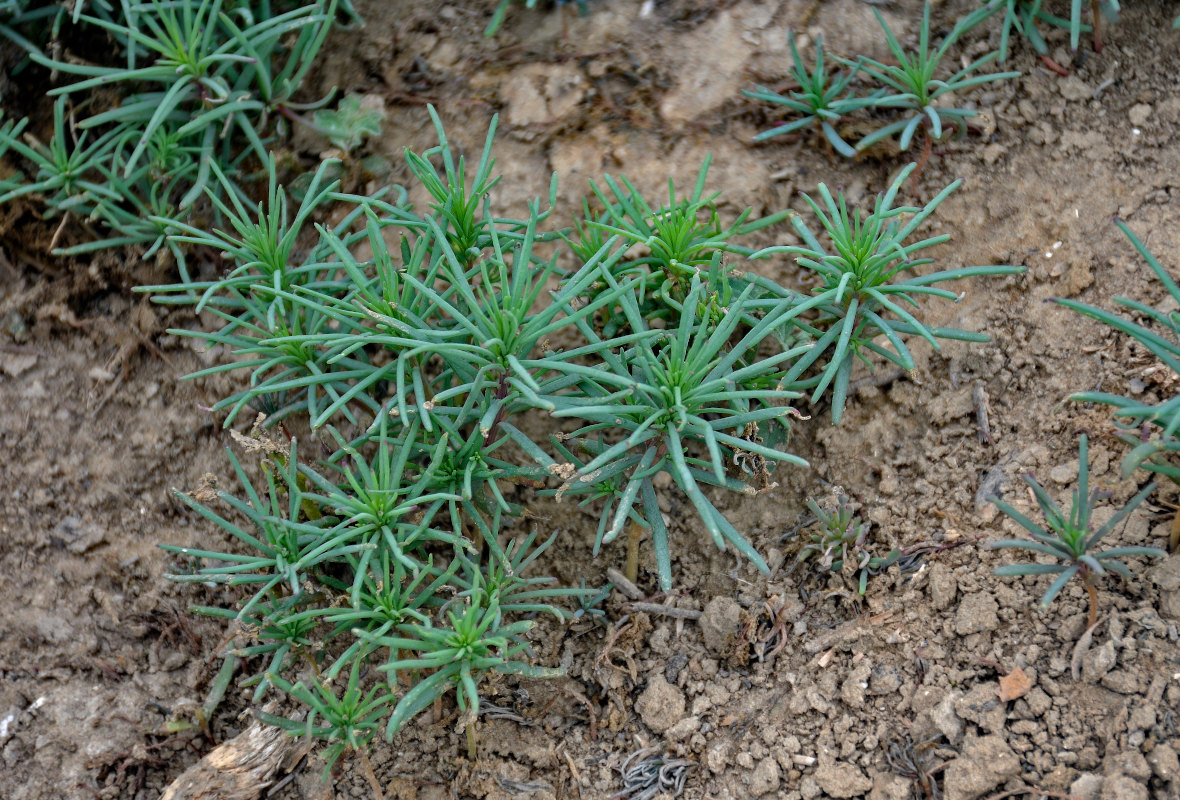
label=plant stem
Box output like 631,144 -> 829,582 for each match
481,373 -> 511,449
1040,54 -> 1070,76
1091,0 -> 1103,53
466,720 -> 478,761
911,126 -> 933,191
359,749 -> 386,800
625,518 -> 645,584
1085,582 -> 1098,630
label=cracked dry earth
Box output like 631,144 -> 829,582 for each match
3,0 -> 1180,798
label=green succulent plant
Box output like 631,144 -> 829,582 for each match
796,495 -> 900,595
851,3 -> 1020,155
570,157 -> 791,335
1057,221 -> 1180,489
743,33 -> 882,157
134,95 -> 1025,774
990,435 -> 1165,627
752,163 -> 1024,423
313,94 -> 385,153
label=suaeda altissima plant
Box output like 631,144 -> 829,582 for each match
569,156 -> 791,335
983,0 -> 1120,73
850,3 -> 1019,160
750,163 -> 1025,423
1057,219 -> 1180,549
795,495 -> 900,595
742,33 -> 883,157
990,435 -> 1165,628
986,0 -> 1080,71
261,661 -> 392,791
0,0 -> 361,279
145,109 -> 610,768
506,270 -> 811,590
146,99 -> 1024,773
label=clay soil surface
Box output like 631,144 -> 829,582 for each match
3,1 -> 1180,798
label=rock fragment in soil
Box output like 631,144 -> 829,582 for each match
953,592 -> 999,635
954,683 -> 1005,733
1070,772 -> 1104,799
1057,76 -> 1093,102
634,674 -> 685,734
0,351 -> 36,377
699,596 -> 742,656
941,735 -> 1020,800
1100,773 -> 1147,800
1147,554 -> 1180,620
748,756 -> 780,796
928,562 -> 957,610
870,771 -> 913,799
928,692 -> 965,744
1147,742 -> 1179,782
1106,749 -> 1151,782
1081,640 -> 1117,683
813,757 -> 872,798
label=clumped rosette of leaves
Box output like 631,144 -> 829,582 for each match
506,269 -> 811,589
990,435 -> 1165,627
751,163 -> 1025,423
984,0 -> 1119,60
745,4 -> 1019,158
0,0 -> 368,280
565,156 -> 792,336
1057,220 -> 1180,490
147,104 -> 1018,771
742,33 -> 883,157
850,3 -> 1020,155
795,495 -> 900,595
148,110 -> 600,765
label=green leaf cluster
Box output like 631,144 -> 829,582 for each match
796,495 -> 900,595
752,163 -> 1024,422
985,0 -> 1119,59
146,107 -> 1015,759
1059,220 -> 1180,484
746,3 -> 1019,155
990,435 -> 1165,610
0,0 -> 362,281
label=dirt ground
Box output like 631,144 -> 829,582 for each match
3,0 -> 1180,798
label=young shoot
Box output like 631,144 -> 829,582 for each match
990,435 -> 1165,629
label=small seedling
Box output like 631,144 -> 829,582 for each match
987,0 -> 1081,73
985,0 -> 1119,71
752,163 -> 1024,423
1057,221 -> 1180,491
852,4 -> 1019,161
795,495 -> 900,594
261,660 -> 392,791
743,33 -> 881,157
990,435 -> 1165,628
313,94 -> 385,154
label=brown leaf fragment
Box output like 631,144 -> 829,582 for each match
998,666 -> 1032,702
